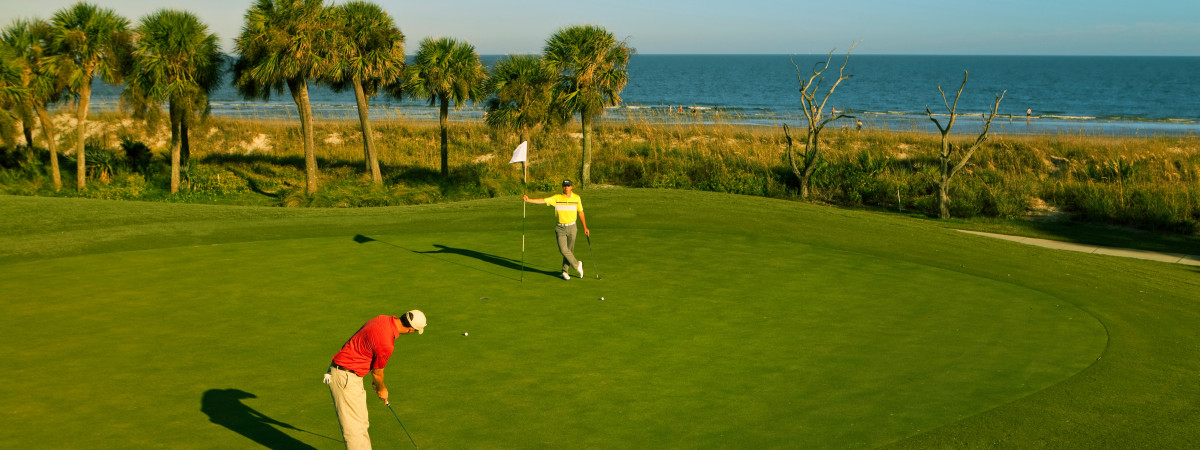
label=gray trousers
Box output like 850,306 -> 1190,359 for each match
555,223 -> 580,273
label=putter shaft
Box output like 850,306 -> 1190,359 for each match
387,403 -> 419,449
585,234 -> 600,279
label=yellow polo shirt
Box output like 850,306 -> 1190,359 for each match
544,193 -> 583,224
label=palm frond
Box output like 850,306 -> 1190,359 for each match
543,25 -> 632,122
400,36 -> 486,109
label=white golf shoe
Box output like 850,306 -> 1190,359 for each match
576,261 -> 584,278
562,272 -> 570,280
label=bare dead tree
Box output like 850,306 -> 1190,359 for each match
925,70 -> 1006,219
783,42 -> 857,199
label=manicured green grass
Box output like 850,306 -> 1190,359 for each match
1,190 -> 1197,448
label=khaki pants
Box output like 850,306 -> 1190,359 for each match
555,223 -> 580,274
329,366 -> 371,450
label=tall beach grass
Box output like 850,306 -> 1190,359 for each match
2,111 -> 1198,232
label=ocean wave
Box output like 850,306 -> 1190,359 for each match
1041,114 -> 1097,120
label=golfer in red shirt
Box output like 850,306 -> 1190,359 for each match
326,310 -> 426,449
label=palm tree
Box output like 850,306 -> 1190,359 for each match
0,44 -> 28,147
49,2 -> 133,191
2,18 -> 68,189
233,0 -> 329,195
129,9 -> 221,194
326,1 -> 404,185
0,27 -> 34,148
399,37 -> 486,177
543,25 -> 632,186
484,54 -> 558,167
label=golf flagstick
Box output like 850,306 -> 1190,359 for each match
520,190 -> 526,282
510,141 -> 529,282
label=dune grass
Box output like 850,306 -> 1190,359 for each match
2,189 -> 1197,448
4,112 -> 1198,232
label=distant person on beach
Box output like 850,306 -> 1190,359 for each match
856,119 -> 863,131
1026,108 -> 1032,117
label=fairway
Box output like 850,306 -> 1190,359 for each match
2,190 -> 1196,448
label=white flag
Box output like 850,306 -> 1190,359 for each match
509,141 -> 528,164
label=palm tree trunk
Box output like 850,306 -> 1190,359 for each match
439,96 -> 449,177
181,113 -> 190,168
19,109 -> 35,147
74,80 -> 92,191
352,79 -> 382,184
290,78 -> 318,194
580,115 -> 592,185
35,105 -> 61,191
169,101 -> 182,194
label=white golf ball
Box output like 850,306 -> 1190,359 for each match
600,297 -> 605,301
463,332 -> 469,336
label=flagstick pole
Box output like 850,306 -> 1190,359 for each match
511,141 -> 529,283
520,160 -> 527,282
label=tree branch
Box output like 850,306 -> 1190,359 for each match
948,90 -> 1006,179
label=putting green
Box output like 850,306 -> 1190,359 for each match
1,191 -> 1106,448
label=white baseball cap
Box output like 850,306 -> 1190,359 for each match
405,310 -> 426,334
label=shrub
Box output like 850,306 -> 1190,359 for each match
83,143 -> 121,183
79,174 -> 150,200
121,138 -> 155,174
186,165 -> 248,197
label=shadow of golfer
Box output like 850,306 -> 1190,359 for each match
201,388 -> 336,449
353,234 -> 558,279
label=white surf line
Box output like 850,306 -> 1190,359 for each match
958,230 -> 1200,267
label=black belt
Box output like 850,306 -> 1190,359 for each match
330,363 -> 355,374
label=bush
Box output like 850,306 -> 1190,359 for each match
79,174 -> 150,200
186,165 -> 248,196
0,146 -> 24,169
121,138 -> 155,174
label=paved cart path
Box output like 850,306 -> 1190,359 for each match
960,230 -> 1200,266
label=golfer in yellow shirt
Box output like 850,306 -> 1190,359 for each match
524,179 -> 589,280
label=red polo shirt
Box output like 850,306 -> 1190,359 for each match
331,315 -> 400,377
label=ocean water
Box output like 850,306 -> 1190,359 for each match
86,55 -> 1200,136
623,55 -> 1200,136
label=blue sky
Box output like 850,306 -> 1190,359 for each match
4,0 -> 1197,55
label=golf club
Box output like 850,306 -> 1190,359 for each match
585,234 -> 601,279
386,402 -> 419,449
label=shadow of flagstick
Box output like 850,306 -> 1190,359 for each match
353,234 -> 557,281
